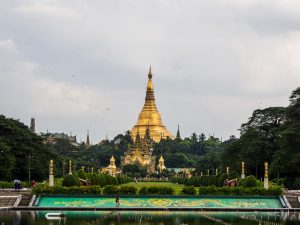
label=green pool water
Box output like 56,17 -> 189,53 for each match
37,197 -> 283,208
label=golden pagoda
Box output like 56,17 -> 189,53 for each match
121,128 -> 156,174
131,67 -> 174,142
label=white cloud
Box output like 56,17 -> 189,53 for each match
1,1 -> 300,142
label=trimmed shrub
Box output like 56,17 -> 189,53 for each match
181,186 -> 197,195
228,171 -> 239,180
217,174 -> 228,187
0,181 -> 31,189
138,186 -> 174,195
103,185 -> 119,195
198,186 -> 282,196
76,169 -> 87,180
119,185 -> 137,195
244,175 -> 258,187
139,187 -> 148,195
62,174 -> 80,187
32,184 -> 101,194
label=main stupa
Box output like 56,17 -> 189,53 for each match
131,67 -> 174,142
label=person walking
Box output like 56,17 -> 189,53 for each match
115,196 -> 120,207
13,179 -> 18,191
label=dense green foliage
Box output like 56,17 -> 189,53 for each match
0,115 -> 58,181
221,87 -> 300,188
102,185 -> 137,195
76,169 -> 87,180
33,184 -> 102,194
138,186 -> 175,195
0,181 -> 31,188
181,186 -> 197,195
243,175 -> 258,188
198,186 -> 282,196
86,173 -> 131,187
62,174 -> 80,187
172,174 -> 223,187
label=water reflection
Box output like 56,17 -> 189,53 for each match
0,211 -> 299,225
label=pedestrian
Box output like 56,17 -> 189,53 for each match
17,180 -> 21,191
13,179 -> 18,191
31,180 -> 36,187
115,196 -> 120,207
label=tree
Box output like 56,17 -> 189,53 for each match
0,115 -> 59,181
271,87 -> 300,181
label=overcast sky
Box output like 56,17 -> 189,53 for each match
1,0 -> 300,143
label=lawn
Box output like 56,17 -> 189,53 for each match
122,181 -> 184,195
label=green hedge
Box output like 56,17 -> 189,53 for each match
138,186 -> 174,195
86,174 -> 132,187
32,184 -> 102,194
0,181 -> 31,189
198,186 -> 282,196
62,175 -> 80,187
102,185 -> 137,195
181,186 -> 197,195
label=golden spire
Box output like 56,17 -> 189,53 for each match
110,155 -> 115,162
131,67 -> 174,142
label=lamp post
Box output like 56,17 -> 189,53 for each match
62,160 -> 65,177
28,155 -> 33,182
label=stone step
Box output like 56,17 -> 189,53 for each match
18,194 -> 33,206
0,197 -> 17,207
286,196 -> 300,208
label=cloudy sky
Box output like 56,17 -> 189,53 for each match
1,0 -> 300,143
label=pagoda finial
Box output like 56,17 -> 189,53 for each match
148,65 -> 152,79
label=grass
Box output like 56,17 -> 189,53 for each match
122,181 -> 184,195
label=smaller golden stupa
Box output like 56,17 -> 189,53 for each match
131,67 -> 174,142
101,155 -> 117,177
157,155 -> 166,173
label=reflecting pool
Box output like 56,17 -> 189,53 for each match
0,211 -> 299,225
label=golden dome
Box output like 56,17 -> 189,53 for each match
131,67 -> 174,142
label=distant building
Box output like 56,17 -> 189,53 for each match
30,118 -> 35,133
42,132 -> 80,148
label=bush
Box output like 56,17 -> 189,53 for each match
103,185 -> 119,195
76,169 -> 87,180
32,184 -> 101,194
139,186 -> 148,195
198,186 -> 282,196
218,174 -> 228,187
181,186 -> 197,195
0,181 -> 31,189
62,175 -> 80,187
244,175 -> 258,187
141,186 -> 174,195
119,185 -> 137,195
228,171 -> 239,180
